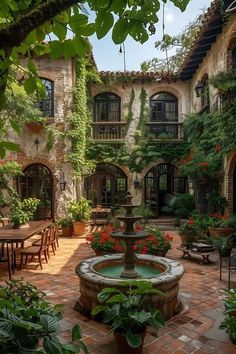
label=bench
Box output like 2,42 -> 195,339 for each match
177,243 -> 216,264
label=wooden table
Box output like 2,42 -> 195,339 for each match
0,220 -> 52,246
91,208 -> 111,225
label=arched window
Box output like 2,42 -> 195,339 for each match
149,92 -> 179,139
17,164 -> 53,220
94,93 -> 120,122
150,92 -> 178,122
35,78 -> 54,117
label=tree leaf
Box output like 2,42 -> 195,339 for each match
95,12 -> 114,39
72,36 -> 86,57
1,141 -> 20,151
23,77 -> 37,94
78,23 -> 95,36
110,0 -> 127,15
112,18 -> 129,44
40,315 -> 59,333
49,41 -> 64,59
9,119 -> 20,133
53,22 -> 67,41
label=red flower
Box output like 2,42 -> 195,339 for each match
133,245 -> 138,251
165,233 -> 173,241
200,161 -> 208,166
188,218 -> 195,225
135,224 -> 144,231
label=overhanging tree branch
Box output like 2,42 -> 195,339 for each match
0,0 -> 79,51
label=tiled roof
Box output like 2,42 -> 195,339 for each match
99,70 -> 176,82
178,0 -> 224,80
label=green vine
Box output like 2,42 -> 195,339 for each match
135,87 -> 148,141
66,58 -> 97,178
86,142 -> 130,167
124,88 -> 135,133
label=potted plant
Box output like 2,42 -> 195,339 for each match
10,197 -> 40,228
204,234 -> 233,257
161,193 -> 195,226
59,216 -> 73,237
178,218 -> 201,249
220,289 -> 236,344
91,281 -> 165,354
68,198 -> 92,236
0,279 -> 88,353
207,214 -> 236,238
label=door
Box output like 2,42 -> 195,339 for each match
85,164 -> 127,208
233,166 -> 236,213
17,164 -> 53,220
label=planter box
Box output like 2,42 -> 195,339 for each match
209,227 -> 234,238
61,226 -> 73,237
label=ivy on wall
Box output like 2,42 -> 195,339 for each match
124,88 -> 135,133
66,57 -> 99,177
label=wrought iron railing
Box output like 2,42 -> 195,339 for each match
91,122 -> 126,140
146,122 -> 184,140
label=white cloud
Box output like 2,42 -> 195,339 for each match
165,12 -> 174,23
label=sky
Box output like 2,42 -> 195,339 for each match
90,0 -> 212,72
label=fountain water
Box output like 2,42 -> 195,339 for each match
75,193 -> 184,320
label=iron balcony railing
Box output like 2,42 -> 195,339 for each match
91,122 -> 126,140
146,122 -> 184,140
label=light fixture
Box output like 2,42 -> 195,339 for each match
187,179 -> 194,195
59,171 -> 67,191
134,174 -> 142,189
194,81 -> 204,97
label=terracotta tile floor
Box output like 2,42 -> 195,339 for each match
1,230 -> 236,354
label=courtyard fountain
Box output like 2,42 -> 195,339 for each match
75,192 -> 184,320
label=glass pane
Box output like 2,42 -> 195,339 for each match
159,174 -> 167,190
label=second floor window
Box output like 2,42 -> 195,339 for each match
94,93 -> 120,122
35,78 -> 54,117
150,92 -> 178,122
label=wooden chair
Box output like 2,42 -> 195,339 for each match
33,224 -> 58,258
20,229 -> 49,270
0,242 -> 15,280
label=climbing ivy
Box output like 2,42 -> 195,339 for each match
66,58 -> 95,178
86,142 -> 130,167
124,88 -> 135,133
135,87 -> 148,142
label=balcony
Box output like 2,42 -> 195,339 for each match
146,122 -> 184,140
91,122 -> 126,141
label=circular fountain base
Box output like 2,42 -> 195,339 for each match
75,254 -> 184,320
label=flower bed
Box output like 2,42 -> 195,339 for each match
86,225 -> 173,256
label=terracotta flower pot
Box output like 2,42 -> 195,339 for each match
72,221 -> 87,236
61,226 -> 73,237
114,328 -> 146,354
209,227 -> 234,238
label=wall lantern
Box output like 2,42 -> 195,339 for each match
134,174 -> 142,189
194,81 -> 204,97
59,171 -> 67,191
187,179 -> 195,195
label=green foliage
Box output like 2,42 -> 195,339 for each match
209,70 -> 236,92
220,289 -> 236,344
0,279 -> 88,353
10,197 -> 40,225
58,216 -> 73,228
206,191 -> 228,215
204,234 -> 233,256
66,58 -> 92,177
68,198 -> 92,222
161,193 -> 195,219
86,142 -> 130,166
0,0 -> 191,102
124,88 -> 135,133
141,12 -> 203,72
92,281 -> 165,348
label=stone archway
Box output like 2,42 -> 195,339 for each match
84,163 -> 128,207
144,163 -> 186,215
16,163 -> 54,220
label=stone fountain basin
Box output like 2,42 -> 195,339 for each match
75,254 -> 184,320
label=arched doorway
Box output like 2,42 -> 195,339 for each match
144,163 -> 186,215
17,164 -> 53,220
84,163 -> 127,207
